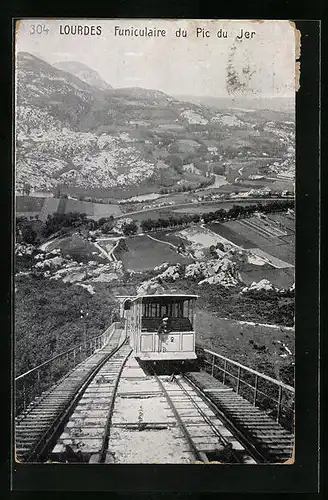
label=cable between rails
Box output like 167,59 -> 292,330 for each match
152,369 -> 209,464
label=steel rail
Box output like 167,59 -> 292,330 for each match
152,370 -> 208,463
98,345 -> 133,464
25,337 -> 127,462
173,376 -> 243,463
183,373 -> 268,464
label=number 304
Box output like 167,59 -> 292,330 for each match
30,24 -> 49,35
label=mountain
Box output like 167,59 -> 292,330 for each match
15,52 -> 295,198
52,60 -> 112,91
175,95 -> 295,116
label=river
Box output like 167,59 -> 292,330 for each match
123,175 -> 228,202
203,174 -> 228,189
123,192 -> 163,202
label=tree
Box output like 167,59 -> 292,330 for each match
102,222 -> 114,234
122,221 -> 138,236
209,245 -> 218,258
23,183 -> 31,196
141,219 -> 153,233
21,223 -> 37,244
192,214 -> 201,223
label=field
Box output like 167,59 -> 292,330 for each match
58,183 -> 163,201
208,223 -> 255,248
266,180 -> 294,192
238,179 -> 269,188
117,234 -> 192,272
46,234 -> 107,263
267,213 -> 295,232
16,196 -> 123,221
204,184 -> 250,194
208,214 -> 295,287
173,204 -> 237,214
250,247 -> 294,268
125,208 -> 176,223
224,218 -> 295,266
148,231 -> 190,247
177,225 -> 231,249
57,198 -> 122,219
239,267 -> 294,289
16,196 -> 45,213
195,308 -> 294,383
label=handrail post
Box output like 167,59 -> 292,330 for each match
253,375 -> 258,406
236,366 -> 241,394
277,386 -> 283,423
73,348 -> 76,368
211,354 -> 215,377
223,359 -> 227,385
37,369 -> 41,395
23,382 -> 26,411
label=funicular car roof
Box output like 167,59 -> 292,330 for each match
131,294 -> 198,303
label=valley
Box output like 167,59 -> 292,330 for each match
14,51 -> 295,390
16,52 -> 294,201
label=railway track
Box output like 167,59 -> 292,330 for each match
59,356 -> 256,464
185,371 -> 294,463
50,344 -> 132,463
153,371 -> 257,464
48,355 -> 256,464
15,328 -> 127,462
16,348 -> 293,464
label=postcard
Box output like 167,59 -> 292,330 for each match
14,19 -> 296,467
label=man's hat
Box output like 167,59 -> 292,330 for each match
163,317 -> 169,321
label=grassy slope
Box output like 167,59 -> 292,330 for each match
176,279 -> 294,327
208,222 -> 255,248
149,231 -> 190,247
118,235 -> 192,272
14,274 -> 119,375
224,220 -> 295,265
16,196 -> 45,212
46,234 -> 107,263
195,308 -> 294,383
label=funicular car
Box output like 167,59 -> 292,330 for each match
125,294 -> 198,361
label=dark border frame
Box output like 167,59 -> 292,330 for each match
5,16 -> 320,494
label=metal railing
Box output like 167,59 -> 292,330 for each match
196,345 -> 294,431
15,322 -> 120,415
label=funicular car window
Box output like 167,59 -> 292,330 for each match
141,297 -> 196,319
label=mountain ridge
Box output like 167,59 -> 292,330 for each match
52,60 -> 113,91
15,52 -> 295,198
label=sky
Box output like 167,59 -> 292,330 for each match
16,19 -> 296,98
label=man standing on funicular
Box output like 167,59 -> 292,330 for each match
157,316 -> 171,352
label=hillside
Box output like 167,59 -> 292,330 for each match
52,60 -> 112,91
16,52 -> 295,199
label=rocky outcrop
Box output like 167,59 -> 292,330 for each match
241,279 -> 277,293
